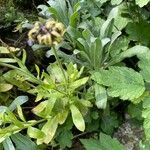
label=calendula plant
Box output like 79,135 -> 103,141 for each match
2,0 -> 150,149
0,19 -> 92,146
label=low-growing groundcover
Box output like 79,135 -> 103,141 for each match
1,0 -> 150,149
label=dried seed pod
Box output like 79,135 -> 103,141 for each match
51,31 -> 61,38
44,33 -> 52,46
45,20 -> 56,30
55,22 -> 65,35
37,34 -> 43,44
28,28 -> 39,41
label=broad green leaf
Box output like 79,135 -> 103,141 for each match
99,133 -> 124,150
11,133 -> 37,150
70,104 -> 85,132
136,0 -> 150,7
111,45 -> 149,65
92,66 -> 145,101
138,52 -> 150,83
3,138 -> 15,150
81,133 -> 124,150
126,21 -> 150,45
37,117 -> 58,144
27,127 -> 45,139
0,84 -> 13,92
142,94 -> 150,140
101,114 -> 119,135
89,38 -> 103,69
9,96 -> 28,111
94,83 -> 107,109
47,0 -> 68,25
57,130 -> 73,149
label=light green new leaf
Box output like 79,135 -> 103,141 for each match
138,52 -> 150,83
0,58 -> 16,63
69,77 -> 89,91
70,104 -> 85,132
136,0 -> 150,7
94,83 -> 107,109
0,84 -> 13,92
27,127 -> 45,139
92,66 -> 145,102
17,105 -> 26,122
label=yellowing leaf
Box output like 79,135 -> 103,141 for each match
70,104 -> 85,132
17,105 -> 26,122
57,110 -> 68,125
37,117 -> 58,144
32,101 -> 48,116
0,83 -> 13,92
27,126 -> 45,139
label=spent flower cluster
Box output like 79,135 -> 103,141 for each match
28,20 -> 65,46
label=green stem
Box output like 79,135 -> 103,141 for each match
52,46 -> 68,83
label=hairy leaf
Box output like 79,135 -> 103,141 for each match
92,66 -> 145,101
138,51 -> 150,83
81,133 -> 124,150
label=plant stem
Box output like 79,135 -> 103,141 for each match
52,46 -> 68,83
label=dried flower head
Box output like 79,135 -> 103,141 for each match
28,20 -> 65,46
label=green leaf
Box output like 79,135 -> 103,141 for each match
126,21 -> 150,45
9,96 -> 28,111
99,133 -> 124,150
136,0 -> 150,7
81,133 -> 124,150
138,51 -> 150,83
3,138 -> 15,150
70,104 -> 85,132
111,0 -> 123,5
27,127 -> 45,139
101,114 -> 119,135
92,66 -> 145,102
94,83 -> 107,109
111,45 -> 149,65
57,130 -> 73,149
142,94 -> 150,140
0,84 -> 13,92
11,133 -> 37,150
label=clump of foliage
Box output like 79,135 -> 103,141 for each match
1,0 -> 150,150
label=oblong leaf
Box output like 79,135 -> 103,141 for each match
70,104 -> 85,132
